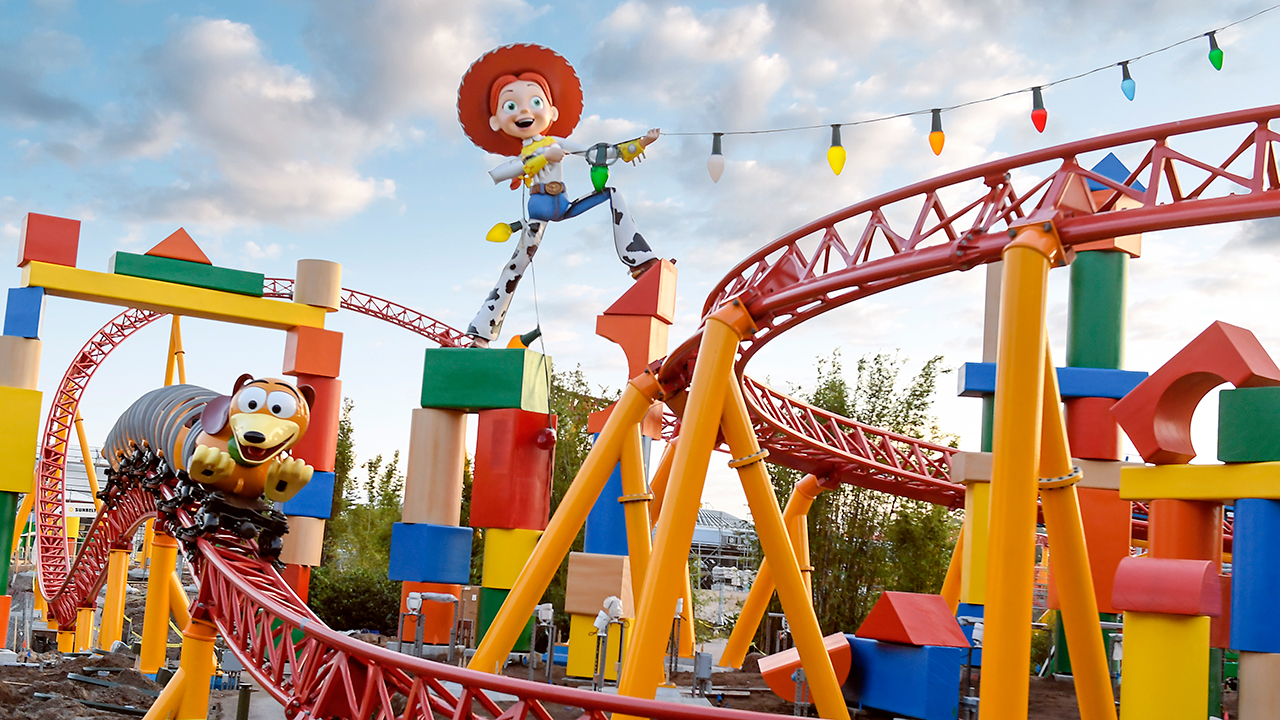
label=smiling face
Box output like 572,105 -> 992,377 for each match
489,79 -> 559,140
227,379 -> 311,466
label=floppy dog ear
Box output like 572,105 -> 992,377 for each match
201,395 -> 231,435
298,384 -> 316,411
233,373 -> 254,394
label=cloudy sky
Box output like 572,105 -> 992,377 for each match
4,0 -> 1280,519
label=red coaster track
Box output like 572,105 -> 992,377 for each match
33,103 -> 1278,718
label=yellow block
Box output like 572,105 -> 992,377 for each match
22,261 -> 326,330
0,336 -> 41,390
960,480 -> 990,604
1239,651 -> 1280,719
480,528 -> 542,590
279,516 -> 325,566
1119,612 -> 1209,720
0,387 -> 41,493
1121,462 -> 1280,501
566,612 -> 630,681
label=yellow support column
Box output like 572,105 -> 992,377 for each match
10,490 -> 33,556
74,414 -> 102,512
141,519 -> 155,569
1037,346 -> 1117,720
74,606 -> 95,651
619,424 -> 653,594
648,439 -> 694,657
141,532 -> 179,676
169,571 -> 192,627
940,529 -> 965,614
98,547 -> 129,649
469,375 -> 659,673
979,224 -> 1061,720
174,618 -> 218,720
55,621 -> 74,652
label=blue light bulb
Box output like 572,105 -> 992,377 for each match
1120,62 -> 1136,101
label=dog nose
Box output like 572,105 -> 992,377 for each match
244,431 -> 266,444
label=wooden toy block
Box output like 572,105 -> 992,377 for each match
603,258 -> 676,323
399,582 -> 461,644
1113,321 -> 1280,465
279,516 -> 325,566
1118,612 -> 1210,720
4,287 -> 45,339
565,552 -> 634,617
294,259 -> 342,312
1211,573 -> 1231,649
477,587 -> 533,652
960,480 -> 990,604
759,633 -> 852,704
421,348 -> 551,414
282,326 -> 343,378
0,387 -> 41,494
957,452 -> 1125,490
584,462 -> 629,556
566,612 -> 627,679
19,213 -> 79,268
596,314 -> 669,378
1238,651 -> 1280,720
1065,396 -> 1122,460
145,228 -> 211,264
469,408 -> 556,530
403,408 -> 466,526
480,528 -> 542,590
955,603 -> 983,666
388,523 -> 473,584
0,595 -> 11,647
1231,499 -> 1280,653
287,374 -> 340,472
1218,386 -> 1280,462
958,362 -> 1146,399
1121,462 -> 1280,502
844,636 -> 964,720
22,261 -> 325,330
1148,499 -> 1223,564
0,336 -> 41,390
1112,557 -> 1221,616
280,471 -> 334,519
1047,487 -> 1131,613
855,592 -> 969,647
109,251 -> 264,297
1066,249 -> 1127,369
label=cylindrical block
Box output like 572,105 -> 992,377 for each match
289,374 -> 341,472
279,516 -> 325,566
480,528 -> 542,590
1064,396 -> 1122,461
1231,498 -> 1280,652
1238,651 -> 1280,719
1118,612 -> 1209,720
0,336 -> 41,390
1148,499 -> 1222,566
1066,249 -> 1127,369
403,409 -> 466,526
294,259 -> 341,311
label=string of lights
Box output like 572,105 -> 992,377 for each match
661,3 -> 1280,180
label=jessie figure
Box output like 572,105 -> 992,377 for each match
457,44 -> 661,346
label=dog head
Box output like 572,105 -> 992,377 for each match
214,374 -> 314,467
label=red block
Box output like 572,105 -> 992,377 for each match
855,591 -> 970,648
1112,321 -> 1280,464
1065,396 -> 1122,461
281,563 -> 311,603
283,326 -> 343,378
758,632 -> 852,703
145,228 -> 211,265
400,582 -> 461,644
1047,487 -> 1132,613
19,213 -> 80,268
289,374 -> 341,472
603,258 -> 676,323
1112,556 -> 1221,616
470,408 -> 557,530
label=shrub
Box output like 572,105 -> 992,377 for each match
308,565 -> 402,635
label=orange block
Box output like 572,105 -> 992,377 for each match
281,564 -> 311,603
1149,499 -> 1223,566
1047,487 -> 1132,614
1065,397 -> 1122,461
596,314 -> 669,379
289,374 -> 340,471
283,326 -> 343,378
1112,556 -> 1221,616
1112,321 -> 1280,465
19,213 -> 79,268
854,591 -> 969,648
758,633 -> 851,703
603,258 -> 676,323
0,595 -> 10,647
400,582 -> 461,644
145,228 -> 211,265
1211,574 -> 1231,649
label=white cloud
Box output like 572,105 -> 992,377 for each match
243,240 -> 282,259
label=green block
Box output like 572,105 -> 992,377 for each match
1209,647 -> 1223,718
1218,387 -> 1280,462
1066,250 -> 1127,369
109,252 -> 264,297
421,348 -> 551,413
476,586 -> 532,652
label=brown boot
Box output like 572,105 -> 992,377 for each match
629,258 -> 660,279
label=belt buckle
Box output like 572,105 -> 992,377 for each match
544,181 -> 565,196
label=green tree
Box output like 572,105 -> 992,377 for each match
319,398 -> 355,567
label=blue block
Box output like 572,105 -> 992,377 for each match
958,362 -> 1147,399
1086,152 -> 1145,193
1230,499 -> 1280,652
4,287 -> 45,339
845,636 -> 964,720
584,434 -> 650,556
956,602 -> 983,667
280,471 -> 334,519
388,523 -> 472,584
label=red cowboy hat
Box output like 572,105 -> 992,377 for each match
457,44 -> 584,157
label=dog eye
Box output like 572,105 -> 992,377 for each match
237,387 -> 267,413
266,391 -> 298,419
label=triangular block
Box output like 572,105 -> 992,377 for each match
1087,152 -> 1146,192
146,228 -> 211,265
604,259 -> 676,323
855,591 -> 970,648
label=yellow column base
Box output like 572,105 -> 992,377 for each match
1119,612 -> 1209,720
57,629 -> 74,653
74,606 -> 95,652
141,533 -> 179,675
175,618 -> 218,720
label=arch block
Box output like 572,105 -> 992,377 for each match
1112,321 -> 1280,465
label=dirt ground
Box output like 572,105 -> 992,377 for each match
0,651 -> 161,718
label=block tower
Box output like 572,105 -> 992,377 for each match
402,346 -> 555,654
